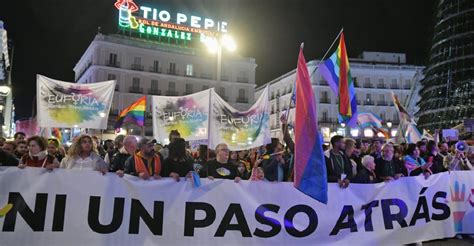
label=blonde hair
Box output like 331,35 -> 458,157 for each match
361,155 -> 375,168
67,134 -> 98,157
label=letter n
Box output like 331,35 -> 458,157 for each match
2,192 -> 48,232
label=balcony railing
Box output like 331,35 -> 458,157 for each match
320,80 -> 328,86
236,77 -> 249,83
320,98 -> 331,104
377,101 -> 388,106
105,60 -> 120,68
363,83 -> 374,88
165,90 -> 179,96
149,66 -> 162,73
131,64 -> 144,71
357,100 -> 362,105
403,84 -> 411,89
320,118 -> 334,124
390,84 -> 400,89
129,87 -> 143,93
377,84 -> 386,89
236,97 -> 249,103
201,73 -> 213,80
365,101 -> 375,106
148,89 -> 161,95
167,69 -> 179,75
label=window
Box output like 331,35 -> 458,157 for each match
133,57 -> 141,65
379,94 -> 385,101
107,74 -> 116,80
151,80 -> 159,90
108,53 -> 117,65
168,82 -> 176,91
186,64 -> 193,76
322,91 -> 328,99
185,84 -> 193,94
152,60 -> 159,72
238,89 -> 246,98
322,111 -> 328,120
169,62 -> 176,74
132,77 -> 140,88
378,78 -> 384,84
391,78 -> 397,84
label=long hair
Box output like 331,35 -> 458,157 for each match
67,134 -> 98,158
168,138 -> 186,161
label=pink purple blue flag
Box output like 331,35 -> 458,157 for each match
294,44 -> 328,204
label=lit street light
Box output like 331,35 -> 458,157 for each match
204,34 -> 236,85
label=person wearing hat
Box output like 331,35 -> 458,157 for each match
124,137 -> 162,180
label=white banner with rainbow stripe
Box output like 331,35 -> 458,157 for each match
36,75 -> 115,129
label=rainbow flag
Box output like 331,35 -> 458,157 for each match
294,44 -> 328,204
114,96 -> 146,131
319,32 -> 357,127
52,128 -> 63,143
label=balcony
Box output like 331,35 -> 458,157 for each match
364,101 -> 375,106
236,97 -> 249,103
167,69 -> 179,75
236,77 -> 249,83
320,80 -> 328,86
148,89 -> 161,95
363,83 -> 374,88
201,73 -> 213,80
105,60 -> 120,68
129,87 -> 143,93
377,84 -> 386,89
357,100 -> 362,105
390,84 -> 400,89
131,64 -> 144,71
320,118 -> 334,124
403,84 -> 411,89
149,66 -> 162,73
377,101 -> 388,106
320,98 -> 331,104
165,90 -> 179,96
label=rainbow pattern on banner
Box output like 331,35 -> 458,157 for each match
115,96 -> 146,130
44,86 -> 107,125
159,97 -> 208,139
319,32 -> 357,127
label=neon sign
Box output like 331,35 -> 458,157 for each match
115,0 -> 228,44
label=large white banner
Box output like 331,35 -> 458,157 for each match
36,75 -> 115,129
208,87 -> 270,151
152,90 -> 210,144
1,168 -> 472,245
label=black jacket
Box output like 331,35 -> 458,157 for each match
325,151 -> 353,182
262,156 -> 290,182
0,150 -> 19,166
109,151 -> 132,172
352,167 -> 378,184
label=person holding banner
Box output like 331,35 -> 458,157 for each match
124,137 -> 162,180
47,138 -> 64,163
18,136 -> 59,171
201,143 -> 240,182
111,135 -> 138,177
60,134 -> 108,174
352,155 -> 378,183
375,144 -> 405,182
404,143 -> 432,178
162,138 -> 193,181
325,135 -> 353,188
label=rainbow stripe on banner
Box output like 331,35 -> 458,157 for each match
115,96 -> 146,131
319,32 -> 357,127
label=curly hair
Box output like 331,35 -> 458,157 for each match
67,134 -> 98,157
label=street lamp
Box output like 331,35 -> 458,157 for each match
204,34 -> 236,84
386,121 -> 392,128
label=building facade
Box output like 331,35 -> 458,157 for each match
256,51 -> 424,142
416,0 -> 474,129
0,20 -> 14,138
74,33 -> 257,135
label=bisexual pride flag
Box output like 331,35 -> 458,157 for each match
294,44 -> 328,204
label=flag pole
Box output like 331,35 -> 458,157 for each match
284,28 -> 344,134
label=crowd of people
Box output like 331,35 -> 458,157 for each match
0,116 -> 472,188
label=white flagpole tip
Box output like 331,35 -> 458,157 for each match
300,42 -> 304,49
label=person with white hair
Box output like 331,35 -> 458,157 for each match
111,135 -> 138,177
352,155 -> 378,183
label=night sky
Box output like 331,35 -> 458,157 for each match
1,0 -> 435,120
